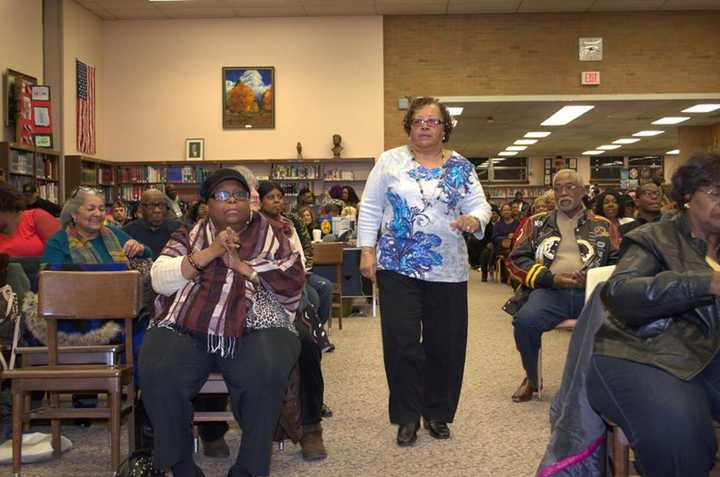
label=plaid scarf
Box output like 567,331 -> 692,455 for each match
66,225 -> 129,264
152,213 -> 304,357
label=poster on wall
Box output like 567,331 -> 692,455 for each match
222,67 -> 274,129
15,80 -> 35,146
3,69 -> 37,128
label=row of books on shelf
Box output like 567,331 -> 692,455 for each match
8,150 -> 34,175
484,185 -> 549,200
37,159 -> 58,180
271,164 -> 321,180
37,182 -> 59,203
97,167 -> 114,185
118,165 -> 217,184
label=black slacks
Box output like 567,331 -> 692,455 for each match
377,270 -> 468,425
139,326 -> 300,476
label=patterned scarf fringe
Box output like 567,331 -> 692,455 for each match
208,332 -> 237,359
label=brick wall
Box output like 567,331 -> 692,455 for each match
384,12 -> 720,149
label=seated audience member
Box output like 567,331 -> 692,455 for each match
588,154 -> 720,476
296,187 -> 315,211
187,200 -> 209,225
510,195 -> 551,249
491,203 -> 519,282
341,185 -> 360,208
139,169 -> 304,477
328,185 -> 343,201
0,183 -> 59,257
258,180 -> 329,460
620,192 -> 637,222
21,183 -> 62,217
43,188 -> 151,265
106,200 -> 129,227
466,204 -> 497,281
298,206 -> 316,238
124,189 -> 183,260
164,183 -> 187,220
594,189 -> 632,229
511,190 -> 530,217
506,169 -> 619,402
41,187 -> 151,424
125,189 -> 228,457
619,182 -> 662,236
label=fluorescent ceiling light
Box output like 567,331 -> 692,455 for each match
498,151 -> 518,156
651,117 -> 689,125
514,139 -> 538,145
541,105 -> 594,126
682,104 -> 720,113
597,145 -> 622,150
613,138 -> 641,144
447,107 -> 464,116
524,131 -> 551,138
506,146 -> 527,151
666,149 -> 680,155
582,150 -> 604,155
632,130 -> 665,137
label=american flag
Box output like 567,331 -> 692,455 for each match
76,59 -> 96,154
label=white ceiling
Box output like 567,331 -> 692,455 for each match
442,96 -> 720,157
75,0 -> 720,20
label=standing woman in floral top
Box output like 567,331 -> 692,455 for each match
358,97 -> 491,447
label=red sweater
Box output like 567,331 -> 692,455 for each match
0,209 -> 60,257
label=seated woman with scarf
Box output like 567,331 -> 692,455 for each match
38,187 -> 151,424
139,169 -> 304,477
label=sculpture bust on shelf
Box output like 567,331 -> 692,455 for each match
331,134 -> 343,158
296,142 -> 303,159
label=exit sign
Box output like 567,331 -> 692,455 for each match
582,71 -> 600,85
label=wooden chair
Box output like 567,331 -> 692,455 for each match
191,365 -> 303,452
3,270 -> 143,475
312,242 -> 344,329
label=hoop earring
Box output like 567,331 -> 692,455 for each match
246,210 -> 253,224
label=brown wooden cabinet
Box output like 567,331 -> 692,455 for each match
0,141 -> 61,203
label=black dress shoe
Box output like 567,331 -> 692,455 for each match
396,421 -> 419,447
320,403 -> 333,418
423,420 -> 451,439
511,377 -> 538,403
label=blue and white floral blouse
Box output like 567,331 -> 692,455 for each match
358,145 -> 491,283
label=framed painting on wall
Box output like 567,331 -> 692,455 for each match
3,69 -> 37,128
222,67 -> 274,129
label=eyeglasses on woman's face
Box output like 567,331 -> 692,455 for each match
699,186 -> 720,203
411,117 -> 444,128
212,190 -> 250,202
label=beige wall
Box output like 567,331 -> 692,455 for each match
384,12 -> 720,150
0,0 -> 44,143
101,16 -> 384,162
62,0 -> 104,156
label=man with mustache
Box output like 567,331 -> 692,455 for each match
505,169 -> 620,402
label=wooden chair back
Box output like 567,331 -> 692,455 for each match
38,270 -> 142,367
312,242 -> 344,328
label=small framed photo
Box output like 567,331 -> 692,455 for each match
33,133 -> 53,148
31,85 -> 50,101
33,106 -> 50,127
185,138 -> 204,161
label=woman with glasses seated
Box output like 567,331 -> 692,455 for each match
139,169 -> 304,477
588,154 -> 720,477
358,96 -> 491,447
0,182 -> 59,257
39,187 -> 151,424
42,187 -> 151,265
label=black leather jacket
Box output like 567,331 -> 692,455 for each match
594,210 -> 720,380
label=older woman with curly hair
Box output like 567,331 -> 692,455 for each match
0,183 -> 59,257
588,153 -> 720,477
358,96 -> 491,446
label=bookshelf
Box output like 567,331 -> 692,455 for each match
65,155 -> 116,204
0,142 -> 61,203
112,158 -> 375,204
